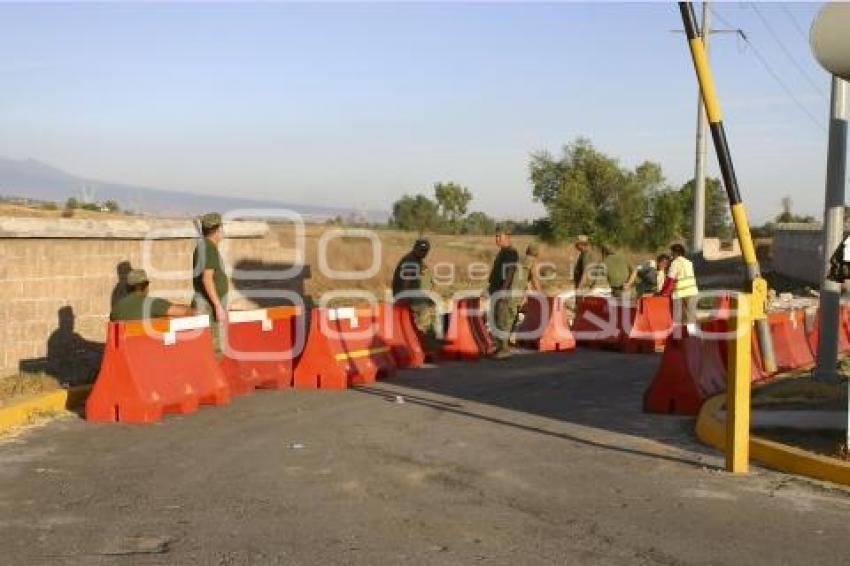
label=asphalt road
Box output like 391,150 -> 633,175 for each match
1,349 -> 849,565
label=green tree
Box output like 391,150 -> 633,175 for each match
461,211 -> 497,235
390,194 -> 441,235
103,199 -> 121,213
433,182 -> 472,233
678,177 -> 732,241
529,137 -> 665,247
775,196 -> 816,223
65,197 -> 80,210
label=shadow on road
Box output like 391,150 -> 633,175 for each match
354,347 -> 718,469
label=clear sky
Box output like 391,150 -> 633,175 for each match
0,1 -> 835,223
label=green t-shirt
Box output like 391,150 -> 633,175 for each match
391,252 -> 430,297
488,246 -> 520,295
603,254 -> 632,288
193,238 -> 229,303
110,291 -> 172,321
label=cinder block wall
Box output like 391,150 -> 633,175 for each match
0,222 -> 303,383
771,225 -> 826,285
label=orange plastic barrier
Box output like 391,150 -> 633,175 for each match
376,302 -> 425,368
293,306 -> 396,389
620,296 -> 674,353
807,305 -> 850,356
572,295 -> 672,353
440,296 -> 494,359
644,319 -> 770,416
571,296 -> 621,348
764,309 -> 814,371
514,294 -> 576,352
86,316 -> 230,423
219,306 -> 302,395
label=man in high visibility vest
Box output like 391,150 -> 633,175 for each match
660,243 -> 699,325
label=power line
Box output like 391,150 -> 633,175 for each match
748,2 -> 827,99
710,6 -> 826,133
779,3 -> 811,45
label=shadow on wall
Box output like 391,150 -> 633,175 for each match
231,259 -> 311,308
19,306 -> 103,386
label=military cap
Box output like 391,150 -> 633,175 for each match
127,269 -> 149,286
199,212 -> 222,230
525,242 -> 540,257
575,234 -> 589,244
414,238 -> 431,253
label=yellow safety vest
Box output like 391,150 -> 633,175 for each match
670,256 -> 698,299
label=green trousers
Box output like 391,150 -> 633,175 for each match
193,293 -> 222,354
492,296 -> 520,352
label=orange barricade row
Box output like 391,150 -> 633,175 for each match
219,306 -> 302,395
644,319 -> 771,416
376,302 -> 425,369
86,316 -> 230,423
764,309 -> 815,372
572,295 -> 672,353
571,296 -> 621,348
293,306 -> 396,389
807,305 -> 850,356
515,294 -> 576,352
440,296 -> 494,360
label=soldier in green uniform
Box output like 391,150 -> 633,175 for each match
391,239 -> 436,346
192,212 -> 229,353
486,230 -> 522,359
110,269 -> 194,321
572,235 -> 591,289
600,245 -> 636,298
523,242 -> 543,294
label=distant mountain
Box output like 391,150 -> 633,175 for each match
0,156 -> 388,222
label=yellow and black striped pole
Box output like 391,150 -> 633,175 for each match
678,1 -> 776,373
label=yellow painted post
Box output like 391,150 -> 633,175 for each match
726,293 -> 752,473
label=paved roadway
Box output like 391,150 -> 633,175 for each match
1,349 -> 849,565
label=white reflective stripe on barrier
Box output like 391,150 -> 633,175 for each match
169,315 -> 210,333
328,307 -> 356,321
227,309 -> 268,324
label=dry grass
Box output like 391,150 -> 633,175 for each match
274,224 -> 652,305
0,372 -> 62,407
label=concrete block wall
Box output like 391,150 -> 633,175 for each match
771,225 -> 827,285
0,219 -> 304,383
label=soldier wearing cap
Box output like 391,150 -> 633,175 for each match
192,212 -> 229,352
485,229 -> 522,359
110,269 -> 194,321
391,238 -> 436,342
523,242 -> 544,294
573,235 -> 591,289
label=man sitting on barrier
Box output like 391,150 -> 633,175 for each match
391,238 -> 437,349
635,254 -> 670,296
110,269 -> 195,321
192,212 -> 230,353
485,229 -> 522,359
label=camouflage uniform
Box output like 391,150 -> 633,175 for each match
391,243 -> 436,344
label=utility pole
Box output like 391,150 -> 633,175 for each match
676,1 -> 740,257
692,0 -> 710,257
815,76 -> 848,383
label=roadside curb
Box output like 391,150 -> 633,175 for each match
695,394 -> 850,486
0,385 -> 91,434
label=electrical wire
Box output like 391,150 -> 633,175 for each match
748,2 -> 827,100
710,5 -> 827,133
779,3 -> 811,45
